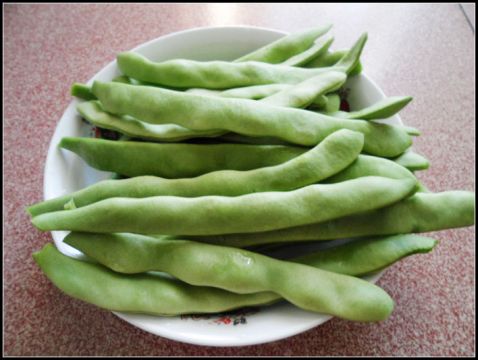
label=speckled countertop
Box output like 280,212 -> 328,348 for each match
4,3 -> 475,356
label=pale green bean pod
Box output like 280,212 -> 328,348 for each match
185,191 -> 475,247
34,234 -> 436,317
92,81 -> 412,157
27,129 -> 364,216
234,25 -> 332,63
31,176 -> 417,235
64,232 -> 394,322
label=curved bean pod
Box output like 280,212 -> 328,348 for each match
280,36 -> 334,66
306,49 -> 347,68
77,101 -> 224,142
187,191 -> 475,247
324,154 -> 417,184
190,84 -> 327,109
261,71 -> 346,108
64,232 -> 393,322
234,25 -> 332,63
293,234 -> 438,276
334,33 -> 368,74
31,176 -> 416,235
33,243 -> 279,315
59,137 -> 307,178
334,96 -> 413,120
304,49 -> 363,75
71,83 -> 96,100
27,129 -> 364,216
219,84 -> 290,99
36,234 -> 434,318
92,81 -> 412,157
392,151 -> 430,171
117,52 -> 336,89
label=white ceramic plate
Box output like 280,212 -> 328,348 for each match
43,26 -> 403,347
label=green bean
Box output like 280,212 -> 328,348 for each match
65,232 -> 438,280
334,96 -> 413,120
92,81 -> 412,157
306,49 -> 347,68
392,151 -> 430,171
187,191 -> 474,247
293,234 -> 438,275
334,33 -> 368,75
324,154 -> 417,184
190,84 -> 328,109
305,49 -> 356,70
304,33 -> 367,75
116,33 -> 365,89
118,52 -> 339,89
280,36 -> 334,66
31,176 -> 416,235
234,25 -> 332,63
27,129 -> 363,216
322,93 -> 341,113
305,49 -> 362,75
71,83 -> 96,101
219,84 -> 290,99
59,137 -> 307,178
64,232 -> 393,322
77,101 -> 224,142
33,243 -> 279,315
35,234 -> 437,318
260,71 -> 346,108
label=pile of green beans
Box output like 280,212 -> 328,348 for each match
29,25 -> 475,324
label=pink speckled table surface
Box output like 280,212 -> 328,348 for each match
4,3 -> 475,356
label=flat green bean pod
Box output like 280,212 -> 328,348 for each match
64,232 -> 394,322
305,49 -> 362,75
234,25 -> 332,63
116,33 -> 365,89
187,191 -> 475,247
59,137 -> 307,178
33,243 -> 279,316
293,234 -> 438,276
333,33 -> 368,74
118,52 -> 339,89
261,71 -> 346,108
36,234 -> 434,318
186,84 -> 288,101
333,96 -> 413,120
77,101 -> 224,142
219,84 -> 290,99
31,176 -> 416,235
306,49 -> 345,67
280,36 -> 334,66
324,154 -> 417,184
71,83 -> 96,100
27,129 -> 364,216
92,81 -> 412,157
189,84 -> 327,109
392,151 -> 430,171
